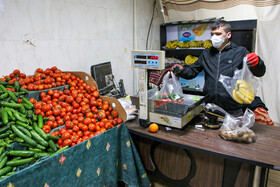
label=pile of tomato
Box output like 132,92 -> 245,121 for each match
0,66 -> 72,91
16,67 -> 125,148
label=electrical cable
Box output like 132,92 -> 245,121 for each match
146,0 -> 156,50
112,75 -> 121,94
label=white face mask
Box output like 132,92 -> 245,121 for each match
211,33 -> 228,49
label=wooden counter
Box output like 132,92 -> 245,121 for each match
127,118 -> 280,186
127,119 -> 280,169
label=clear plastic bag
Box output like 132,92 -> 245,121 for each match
157,71 -> 184,102
219,57 -> 261,104
219,108 -> 256,143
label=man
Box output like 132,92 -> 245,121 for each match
171,19 -> 266,115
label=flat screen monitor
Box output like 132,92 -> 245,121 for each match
90,62 -> 114,95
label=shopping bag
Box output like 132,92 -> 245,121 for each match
219,57 -> 261,104
219,108 -> 256,143
157,71 -> 184,103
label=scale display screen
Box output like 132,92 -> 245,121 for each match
131,50 -> 165,70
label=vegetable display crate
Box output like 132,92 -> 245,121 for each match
0,123 -> 150,186
0,70 -> 135,184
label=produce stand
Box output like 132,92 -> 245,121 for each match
0,122 -> 150,186
0,69 -> 150,186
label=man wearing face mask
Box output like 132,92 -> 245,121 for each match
171,19 -> 266,115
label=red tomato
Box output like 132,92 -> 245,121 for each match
46,121 -> 54,128
77,131 -> 83,137
62,131 -> 71,140
45,110 -> 53,117
59,127 -> 67,135
93,91 -> 99,98
53,109 -> 61,116
42,125 -> 51,133
88,123 -> 96,131
73,125 -> 79,132
98,111 -> 106,120
57,118 -> 64,126
57,138 -> 63,145
34,109 -> 42,115
63,139 -> 72,147
117,118 -> 123,124
111,110 -> 119,118
34,102 -> 42,109
29,98 -> 36,104
71,134 -> 79,143
80,125 -> 88,132
65,121 -> 74,129
49,115 -> 56,122
84,118 -> 91,125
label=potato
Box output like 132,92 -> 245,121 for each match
237,130 -> 244,137
249,132 -> 256,138
242,134 -> 249,142
232,131 -> 238,140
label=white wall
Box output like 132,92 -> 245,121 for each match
0,0 -> 163,95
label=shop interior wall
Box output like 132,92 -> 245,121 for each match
0,0 -> 163,95
161,1 -> 280,123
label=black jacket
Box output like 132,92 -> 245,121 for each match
179,42 -> 266,113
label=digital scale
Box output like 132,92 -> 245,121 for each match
131,50 -> 205,129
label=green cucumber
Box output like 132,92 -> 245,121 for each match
4,107 -> 15,121
0,102 -> 22,109
0,125 -> 10,134
33,123 -> 48,140
13,137 -> 24,143
6,157 -> 34,167
52,146 -> 69,156
1,108 -> 9,125
11,125 -> 37,147
48,140 -> 58,152
30,130 -> 48,147
8,150 -> 34,157
0,132 -> 11,139
28,148 -> 43,153
47,134 -> 60,141
0,166 -> 12,176
21,97 -> 34,109
34,152 -> 51,158
15,121 -> 32,131
0,156 -> 7,169
0,147 -> 4,156
14,81 -> 20,92
10,108 -> 28,123
0,93 -> 8,100
16,125 -> 32,138
38,115 -> 43,128
14,91 -> 26,97
7,90 -> 17,102
5,171 -> 16,176
19,87 -> 28,94
0,81 -> 7,85
0,85 -> 8,94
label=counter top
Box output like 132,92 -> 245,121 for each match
127,119 -> 280,170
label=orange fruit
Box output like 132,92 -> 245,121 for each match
149,123 -> 159,133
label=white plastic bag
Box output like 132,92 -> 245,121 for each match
157,71 -> 183,102
219,57 -> 261,104
219,108 -> 256,143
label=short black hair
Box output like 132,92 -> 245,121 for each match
211,19 -> 231,33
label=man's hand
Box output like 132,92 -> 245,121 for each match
171,64 -> 184,76
246,53 -> 259,67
